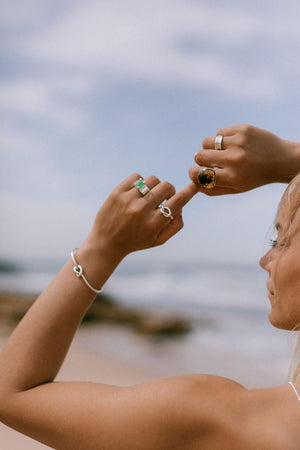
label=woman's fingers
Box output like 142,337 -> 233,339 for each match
188,165 -> 231,189
214,124 -> 252,139
194,186 -> 239,196
113,173 -> 161,197
143,180 -> 176,207
202,135 -> 228,150
202,130 -> 240,150
166,182 -> 198,211
113,173 -> 196,228
97,175 -> 198,252
116,175 -> 195,212
154,183 -> 199,243
192,124 -> 297,194
126,174 -> 161,201
113,173 -> 144,193
155,213 -> 184,246
143,182 -> 196,247
153,182 -> 198,228
194,149 -> 226,167
143,175 -> 161,189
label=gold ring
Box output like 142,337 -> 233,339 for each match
197,168 -> 216,189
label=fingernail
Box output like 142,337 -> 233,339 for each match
194,152 -> 198,162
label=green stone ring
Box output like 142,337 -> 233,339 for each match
197,168 -> 216,189
134,178 -> 150,196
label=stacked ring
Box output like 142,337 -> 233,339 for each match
159,205 -> 174,220
215,135 -> 224,150
134,177 -> 150,196
197,168 -> 216,189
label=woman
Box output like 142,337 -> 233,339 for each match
0,125 -> 299,449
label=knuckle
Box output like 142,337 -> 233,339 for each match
240,124 -> 253,138
127,202 -> 142,217
228,150 -> 247,166
189,167 -> 200,183
110,188 -> 123,203
226,171 -> 237,185
234,132 -> 248,147
131,172 -> 142,180
170,184 -> 176,196
161,181 -> 175,195
202,137 -> 210,148
240,123 -> 253,133
142,190 -> 155,203
109,189 -> 118,201
119,191 -> 130,206
194,152 -> 202,164
195,151 -> 209,165
148,175 -> 160,184
176,192 -> 185,205
160,180 -> 170,189
201,188 -> 215,197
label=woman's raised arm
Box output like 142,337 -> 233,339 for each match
0,174 -> 198,449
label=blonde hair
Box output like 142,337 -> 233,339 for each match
277,173 -> 300,244
288,332 -> 300,382
280,173 -> 300,382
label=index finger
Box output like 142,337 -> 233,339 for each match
111,173 -> 143,194
167,182 -> 198,211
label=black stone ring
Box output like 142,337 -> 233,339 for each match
197,168 -> 216,189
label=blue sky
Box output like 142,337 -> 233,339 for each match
1,0 -> 300,267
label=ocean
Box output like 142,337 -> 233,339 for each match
0,260 -> 295,388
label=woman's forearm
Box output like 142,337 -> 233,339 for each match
0,241 -> 122,395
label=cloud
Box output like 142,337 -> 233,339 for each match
3,0 -> 296,100
0,75 -> 94,131
1,0 -> 299,266
0,0 -> 50,28
0,124 -> 48,157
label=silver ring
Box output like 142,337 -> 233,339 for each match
159,205 -> 174,220
215,135 -> 224,150
134,177 -> 150,196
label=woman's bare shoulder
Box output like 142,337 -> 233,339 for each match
122,374 -> 248,448
128,372 -> 246,407
126,373 -> 246,419
127,374 -> 298,450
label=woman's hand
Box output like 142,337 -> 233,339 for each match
85,173 -> 198,261
189,124 -> 300,196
